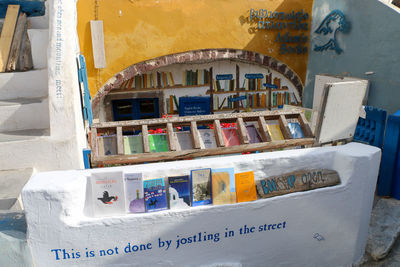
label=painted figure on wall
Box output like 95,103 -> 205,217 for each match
313,10 -> 350,54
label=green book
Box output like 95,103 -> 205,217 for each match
124,135 -> 144,155
148,134 -> 169,152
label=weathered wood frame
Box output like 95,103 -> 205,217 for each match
90,110 -> 314,166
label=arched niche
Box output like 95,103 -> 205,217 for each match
92,49 -> 304,122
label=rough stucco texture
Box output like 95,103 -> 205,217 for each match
76,0 -> 313,96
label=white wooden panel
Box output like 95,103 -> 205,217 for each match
316,81 -> 368,144
90,20 -> 106,69
311,75 -> 369,134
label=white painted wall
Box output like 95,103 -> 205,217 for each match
22,143 -> 380,266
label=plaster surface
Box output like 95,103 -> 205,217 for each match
22,143 -> 380,266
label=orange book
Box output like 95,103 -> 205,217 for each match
169,95 -> 174,113
162,72 -> 167,87
261,93 -> 266,108
212,169 -> 236,205
235,171 -> 257,203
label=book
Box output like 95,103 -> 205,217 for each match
222,128 -> 240,147
176,131 -> 194,150
235,171 -> 257,203
124,172 -> 145,213
288,122 -> 305,139
199,129 -> 217,149
149,134 -> 169,152
211,168 -> 236,205
91,171 -> 125,217
144,178 -> 168,212
168,175 -> 191,209
246,125 -> 262,144
191,168 -> 212,206
124,135 -> 143,154
267,124 -> 284,141
97,135 -> 117,156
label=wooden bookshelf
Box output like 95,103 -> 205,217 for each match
112,84 -> 210,94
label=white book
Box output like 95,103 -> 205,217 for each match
91,171 -> 125,217
124,172 -> 145,213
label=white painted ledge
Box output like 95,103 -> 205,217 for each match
22,143 -> 381,267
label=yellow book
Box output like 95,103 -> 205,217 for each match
261,93 -> 266,108
212,171 -> 236,205
235,171 -> 257,203
146,74 -> 151,88
182,71 -> 186,86
267,124 -> 284,141
167,72 -> 175,86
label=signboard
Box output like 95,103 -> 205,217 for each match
216,74 -> 233,81
264,83 -> 278,89
179,96 -> 211,117
245,73 -> 264,79
256,169 -> 340,198
229,96 -> 246,102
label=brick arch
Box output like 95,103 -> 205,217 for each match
92,49 -> 304,108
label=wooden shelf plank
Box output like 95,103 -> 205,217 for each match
190,121 -> 202,149
142,125 -> 150,153
258,116 -> 272,142
298,113 -> 314,138
116,126 -> 124,155
166,122 -> 178,151
279,115 -> 292,139
112,84 -> 210,94
237,118 -> 249,144
213,120 -> 225,147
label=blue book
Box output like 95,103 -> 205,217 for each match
168,175 -> 191,209
144,178 -> 168,212
288,122 -> 305,139
191,168 -> 212,206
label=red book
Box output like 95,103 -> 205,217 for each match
222,128 -> 240,147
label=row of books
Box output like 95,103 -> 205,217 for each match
183,69 -> 210,86
97,123 -> 305,156
90,167 -> 259,217
272,91 -> 298,106
213,79 -> 236,92
119,72 -> 175,90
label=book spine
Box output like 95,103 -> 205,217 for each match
173,95 -> 179,110
157,72 -> 161,88
169,95 -> 174,113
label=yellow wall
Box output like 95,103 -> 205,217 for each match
77,0 -> 313,96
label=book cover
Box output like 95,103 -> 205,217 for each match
148,134 -> 169,152
97,135 -> 117,156
144,178 -> 168,212
176,131 -> 194,150
91,171 -> 125,217
288,122 -> 305,139
267,124 -> 284,141
222,128 -> 240,147
191,168 -> 212,206
235,171 -> 257,203
168,175 -> 191,209
124,172 -> 145,213
211,168 -> 236,205
246,125 -> 262,144
199,129 -> 217,149
124,135 -> 143,154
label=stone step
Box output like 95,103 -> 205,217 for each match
0,168 -> 33,211
27,29 -> 48,69
0,97 -> 49,132
0,69 -> 48,100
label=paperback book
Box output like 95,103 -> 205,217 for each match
124,172 -> 145,213
91,171 -> 125,217
176,131 -> 194,150
235,171 -> 257,203
288,122 -> 305,139
144,178 -> 168,212
222,128 -> 240,147
191,168 -> 212,206
97,135 -> 117,156
211,168 -> 236,205
168,175 -> 191,209
148,134 -> 169,152
199,129 -> 217,149
266,123 -> 284,141
124,135 -> 144,154
246,125 -> 262,144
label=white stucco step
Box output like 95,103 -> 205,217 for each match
0,168 -> 33,211
0,69 -> 48,100
0,97 -> 49,132
0,128 -> 50,143
27,29 -> 48,69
